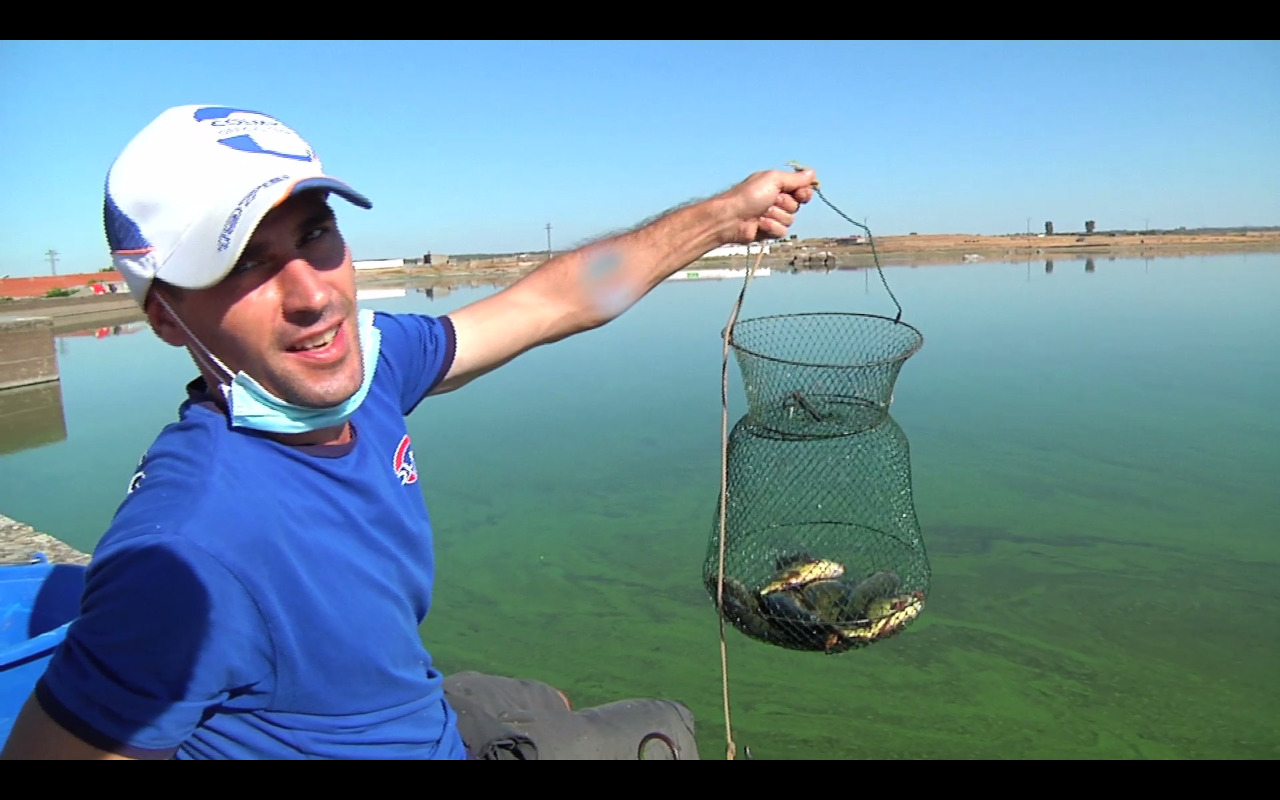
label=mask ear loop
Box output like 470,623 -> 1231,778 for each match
153,292 -> 237,387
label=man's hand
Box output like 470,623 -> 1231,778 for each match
713,167 -> 819,245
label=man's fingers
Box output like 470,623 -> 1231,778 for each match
765,205 -> 795,228
757,218 -> 788,240
777,168 -> 818,192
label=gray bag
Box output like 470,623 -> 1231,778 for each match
443,672 -> 699,760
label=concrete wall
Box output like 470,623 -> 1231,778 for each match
0,512 -> 91,565
0,316 -> 59,391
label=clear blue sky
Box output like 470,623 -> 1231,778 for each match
2,40 -> 1277,277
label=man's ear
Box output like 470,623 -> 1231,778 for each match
144,288 -> 187,348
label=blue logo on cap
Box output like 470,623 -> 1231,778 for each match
193,106 -> 265,122
193,106 -> 315,162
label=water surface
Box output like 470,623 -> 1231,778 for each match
2,252 -> 1277,759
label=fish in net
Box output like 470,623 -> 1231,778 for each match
703,410 -> 929,653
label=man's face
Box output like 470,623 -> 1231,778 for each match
157,190 -> 362,409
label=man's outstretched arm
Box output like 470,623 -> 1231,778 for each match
431,168 -> 817,395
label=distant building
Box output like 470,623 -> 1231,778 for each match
699,243 -> 771,259
667,267 -> 772,282
353,258 -> 405,271
356,287 -> 407,301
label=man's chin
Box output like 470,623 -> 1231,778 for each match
292,372 -> 364,410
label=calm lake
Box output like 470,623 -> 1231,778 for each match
2,252 -> 1277,759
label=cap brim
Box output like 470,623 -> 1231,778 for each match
288,176 -> 372,210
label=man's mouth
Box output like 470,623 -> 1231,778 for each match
288,326 -> 339,352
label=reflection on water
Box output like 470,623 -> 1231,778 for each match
0,381 -> 66,457
54,321 -> 147,342
53,320 -> 147,357
0,319 -> 151,457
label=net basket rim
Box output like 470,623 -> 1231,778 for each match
724,312 -> 925,370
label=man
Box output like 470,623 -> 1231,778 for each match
0,105 -> 816,759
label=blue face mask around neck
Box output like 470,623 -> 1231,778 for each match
220,308 -> 381,435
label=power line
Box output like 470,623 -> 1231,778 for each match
45,249 -> 59,276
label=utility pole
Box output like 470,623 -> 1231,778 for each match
545,223 -> 552,261
45,249 -> 59,276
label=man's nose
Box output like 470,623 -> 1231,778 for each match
277,257 -> 330,318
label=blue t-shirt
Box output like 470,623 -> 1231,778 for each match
35,311 -> 467,760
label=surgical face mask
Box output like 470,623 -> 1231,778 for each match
156,295 -> 380,434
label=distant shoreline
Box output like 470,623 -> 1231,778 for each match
2,232 -> 1277,320
356,231 -> 1280,287
772,229 -> 1280,265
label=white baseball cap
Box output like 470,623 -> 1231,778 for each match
105,105 -> 372,306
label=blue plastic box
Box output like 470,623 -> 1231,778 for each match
0,554 -> 87,749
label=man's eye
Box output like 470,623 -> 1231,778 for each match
301,225 -> 330,246
231,258 -> 262,275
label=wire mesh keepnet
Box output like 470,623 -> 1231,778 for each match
703,189 -> 929,655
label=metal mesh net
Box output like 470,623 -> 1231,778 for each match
704,311 -> 929,654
